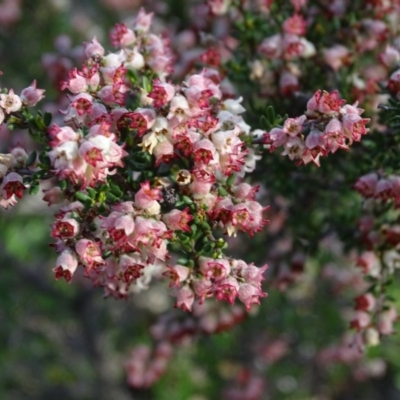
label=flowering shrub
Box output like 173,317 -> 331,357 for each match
2,0 -> 400,399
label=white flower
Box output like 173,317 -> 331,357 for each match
223,97 -> 246,114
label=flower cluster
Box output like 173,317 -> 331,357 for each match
350,291 -> 398,346
355,173 -> 400,252
202,0 -> 400,118
125,341 -> 173,389
51,71 -> 268,308
354,173 -> 400,206
125,301 -> 245,388
343,171 -> 400,347
166,257 -> 267,312
263,90 -> 369,166
0,148 -> 28,208
15,10 -> 269,312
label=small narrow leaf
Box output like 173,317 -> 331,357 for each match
29,181 -> 40,195
25,151 -> 37,167
75,191 -> 92,203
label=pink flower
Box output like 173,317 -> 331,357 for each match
132,8 -> 153,32
69,93 -> 94,117
354,293 -> 376,312
238,283 -> 267,310
193,138 -> 218,165
162,208 -> 193,232
53,249 -> 78,283
175,285 -> 195,311
167,94 -> 191,125
350,311 -> 371,331
0,172 -> 25,199
283,14 -> 307,36
163,264 -> 190,287
0,89 -> 22,113
283,116 -> 305,137
20,80 -> 45,106
258,34 -> 283,59
241,263 -> 268,287
323,45 -> 350,71
354,173 -> 378,198
207,0 -> 231,15
153,140 -> 175,166
10,145 -> 28,166
122,108 -> 156,137
378,307 -> 398,335
342,113 -> 369,142
307,90 -> 345,115
232,183 -> 259,201
51,218 -> 80,239
134,181 -> 162,212
282,136 -> 305,160
148,79 -> 175,108
379,46 -> 400,68
43,187 -> 64,206
215,276 -> 239,304
102,212 -> 135,243
48,124 -> 80,147
110,23 -> 135,47
282,34 -> 304,60
356,252 -> 381,277
199,257 -> 231,281
192,277 -> 213,304
263,127 -> 287,150
290,0 -> 307,11
84,37 -> 105,60
75,239 -> 105,273
388,69 -> 400,94
279,71 -> 299,96
118,254 -> 145,285
60,68 -> 88,94
374,178 -> 393,200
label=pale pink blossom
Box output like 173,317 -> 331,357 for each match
0,89 -> 22,113
20,80 -> 45,106
53,249 -> 79,283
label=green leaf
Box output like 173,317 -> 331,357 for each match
39,152 -> 51,166
226,173 -> 235,187
32,170 -> 49,179
75,191 -> 92,204
102,250 -> 112,259
105,192 -> 119,202
25,151 -> 37,167
109,181 -> 123,197
142,76 -> 152,93
127,69 -> 138,84
266,105 -> 275,123
59,180 -> 67,190
43,112 -> 52,127
29,181 -> 40,195
201,221 -> 211,231
182,195 -> 193,205
260,115 -> 270,130
86,187 -> 97,199
218,186 -> 228,196
35,114 -> 46,130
